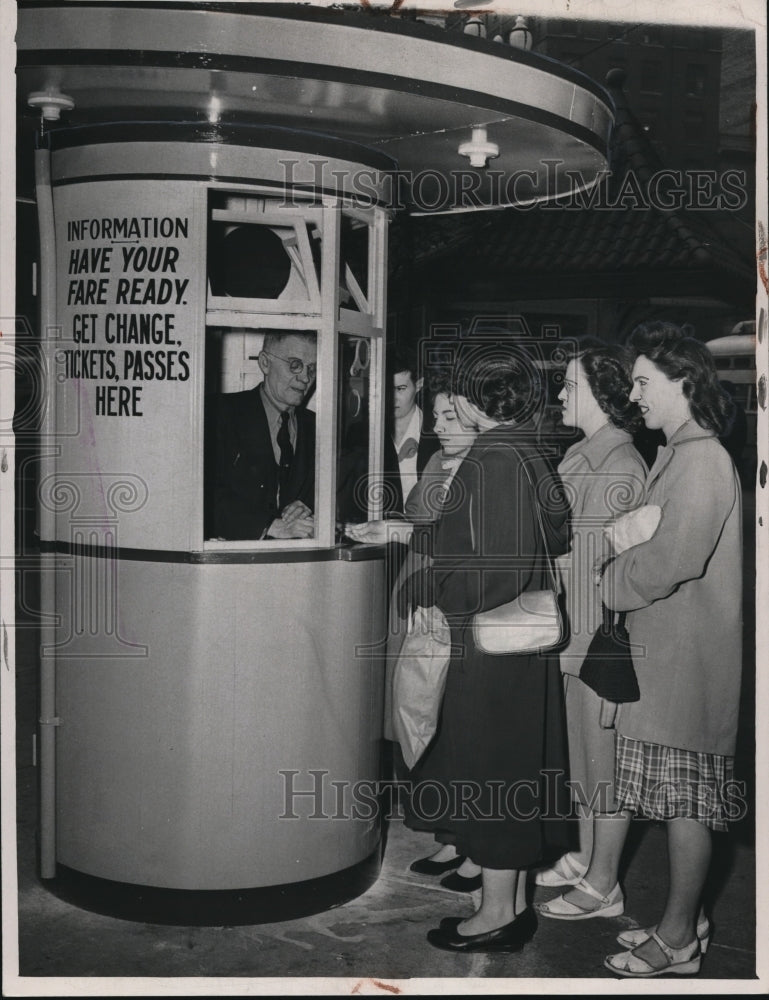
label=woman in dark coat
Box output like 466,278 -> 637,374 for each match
403,345 -> 571,953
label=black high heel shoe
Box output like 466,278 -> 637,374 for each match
427,907 -> 538,953
409,854 -> 466,876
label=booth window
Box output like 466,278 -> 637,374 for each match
336,335 -> 372,526
338,214 -> 370,314
202,190 -> 386,545
203,191 -> 323,544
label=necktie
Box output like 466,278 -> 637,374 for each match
277,410 -> 293,502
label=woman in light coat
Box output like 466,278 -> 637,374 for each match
599,322 -> 742,978
536,345 -> 646,920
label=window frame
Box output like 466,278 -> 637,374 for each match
201,188 -> 387,552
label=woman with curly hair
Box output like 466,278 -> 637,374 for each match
596,322 -> 742,977
402,343 -> 572,953
535,345 -> 647,920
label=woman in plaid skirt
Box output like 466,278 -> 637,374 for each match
599,322 -> 742,977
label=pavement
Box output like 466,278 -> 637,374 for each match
9,780 -> 758,986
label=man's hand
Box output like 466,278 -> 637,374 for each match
281,500 -> 312,524
268,501 -> 314,539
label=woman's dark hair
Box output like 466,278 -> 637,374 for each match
452,344 -> 541,424
576,345 -> 642,432
425,367 -> 454,403
628,321 -> 734,435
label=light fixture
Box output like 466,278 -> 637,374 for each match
508,15 -> 533,50
454,0 -> 489,8
463,14 -> 486,37
27,90 -> 74,121
458,126 -> 499,169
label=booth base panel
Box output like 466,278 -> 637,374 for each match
50,556 -> 387,889
43,846 -> 383,926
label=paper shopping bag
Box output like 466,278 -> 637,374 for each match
391,605 -> 452,770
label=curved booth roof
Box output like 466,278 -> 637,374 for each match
17,1 -> 614,213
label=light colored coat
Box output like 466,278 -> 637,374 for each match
557,423 -> 646,676
384,449 -> 461,741
600,420 -> 742,756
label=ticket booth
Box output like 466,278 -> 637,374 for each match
32,129 -> 392,922
17,1 -> 613,923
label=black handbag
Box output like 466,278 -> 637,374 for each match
579,604 -> 640,703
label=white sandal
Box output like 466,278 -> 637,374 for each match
536,877 -> 624,920
534,853 -> 588,888
605,931 -> 701,978
617,916 -> 710,954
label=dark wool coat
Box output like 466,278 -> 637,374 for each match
210,386 -> 315,541
404,423 -> 573,869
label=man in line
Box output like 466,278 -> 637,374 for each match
383,351 -> 439,517
211,330 -> 316,540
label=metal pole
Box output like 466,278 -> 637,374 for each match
35,140 -> 58,878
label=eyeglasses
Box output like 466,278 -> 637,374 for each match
562,379 -> 578,395
262,350 -> 317,379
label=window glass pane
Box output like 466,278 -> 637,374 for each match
336,335 -> 371,526
207,193 -> 321,308
685,64 -> 707,97
339,213 -> 370,314
208,222 -> 293,300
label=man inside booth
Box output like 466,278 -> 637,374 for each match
210,330 -> 316,540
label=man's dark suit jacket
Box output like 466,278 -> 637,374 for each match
210,386 -> 315,540
382,422 -> 440,517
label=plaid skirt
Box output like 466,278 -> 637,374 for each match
615,735 -> 738,832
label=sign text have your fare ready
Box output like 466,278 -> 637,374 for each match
63,222 -> 192,418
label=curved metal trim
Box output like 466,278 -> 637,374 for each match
43,120 -> 399,171
39,538 -> 386,564
18,1 -> 614,107
45,844 -> 383,924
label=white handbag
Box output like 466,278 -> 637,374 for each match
472,452 -> 564,656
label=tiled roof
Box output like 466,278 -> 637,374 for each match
390,70 -> 754,305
